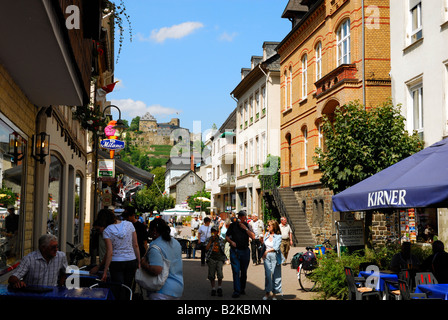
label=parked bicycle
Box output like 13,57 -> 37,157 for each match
66,242 -> 90,266
314,233 -> 337,255
297,246 -> 318,291
296,233 -> 337,292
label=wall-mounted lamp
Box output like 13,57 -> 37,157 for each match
8,132 -> 24,163
32,132 -> 50,164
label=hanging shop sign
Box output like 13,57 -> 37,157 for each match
100,139 -> 125,150
98,159 -> 115,178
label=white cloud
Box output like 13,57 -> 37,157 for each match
219,31 -> 238,42
110,99 -> 181,120
138,21 -> 204,43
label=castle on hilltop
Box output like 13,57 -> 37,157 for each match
126,112 -> 195,148
139,112 -> 181,137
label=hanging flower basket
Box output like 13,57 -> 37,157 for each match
72,105 -> 108,134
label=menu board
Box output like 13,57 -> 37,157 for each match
336,220 -> 365,246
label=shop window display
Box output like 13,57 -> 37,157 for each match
48,155 -> 62,238
0,118 -> 25,271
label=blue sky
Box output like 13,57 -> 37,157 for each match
108,0 -> 292,137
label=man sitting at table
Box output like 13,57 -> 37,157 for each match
420,240 -> 448,283
8,234 -> 68,288
390,241 -> 420,273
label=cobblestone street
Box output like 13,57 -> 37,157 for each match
177,226 -> 322,301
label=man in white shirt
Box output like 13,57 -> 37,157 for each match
280,217 -> 293,265
8,234 -> 68,288
250,214 -> 264,265
191,215 -> 200,237
197,217 -> 212,265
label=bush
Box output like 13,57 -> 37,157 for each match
311,244 -> 433,300
311,250 -> 369,300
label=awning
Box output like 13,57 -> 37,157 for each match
98,150 -> 154,186
220,132 -> 235,138
332,138 -> 448,212
161,207 -> 194,216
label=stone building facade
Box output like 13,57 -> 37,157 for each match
277,0 -> 392,242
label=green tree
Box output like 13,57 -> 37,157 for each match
187,188 -> 211,213
133,186 -> 175,213
129,116 -> 140,132
149,166 -> 166,195
134,186 -> 158,212
314,99 -> 424,194
155,195 -> 175,212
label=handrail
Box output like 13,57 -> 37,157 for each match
261,174 -> 297,244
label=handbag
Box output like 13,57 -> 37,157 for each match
135,244 -> 170,292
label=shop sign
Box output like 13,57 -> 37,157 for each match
98,159 -> 115,178
336,220 -> 364,247
100,139 -> 125,150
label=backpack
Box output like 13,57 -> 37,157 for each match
301,251 -> 317,270
291,252 -> 303,269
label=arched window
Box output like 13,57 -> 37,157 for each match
284,70 -> 288,110
289,67 -> 293,108
74,173 -> 83,245
302,126 -> 308,169
48,155 -> 63,238
337,19 -> 351,66
302,55 -> 308,99
315,42 -> 322,80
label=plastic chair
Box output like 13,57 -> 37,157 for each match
344,267 -> 381,300
415,272 -> 438,286
398,280 -> 427,300
90,281 -> 133,300
384,269 -> 411,300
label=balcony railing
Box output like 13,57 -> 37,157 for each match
219,173 -> 236,187
219,144 -> 236,163
314,64 -> 358,97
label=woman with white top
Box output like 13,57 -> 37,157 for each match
261,220 -> 284,300
92,208 -> 140,300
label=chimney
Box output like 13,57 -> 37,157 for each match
191,154 -> 194,172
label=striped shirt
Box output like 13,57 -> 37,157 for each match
12,250 -> 68,286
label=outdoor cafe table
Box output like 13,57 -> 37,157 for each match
358,270 -> 399,292
415,284 -> 448,300
0,284 -> 113,300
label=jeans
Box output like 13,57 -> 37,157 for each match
229,247 -> 250,295
264,252 -> 282,294
250,238 -> 262,263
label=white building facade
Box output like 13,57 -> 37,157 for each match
390,0 -> 448,146
231,42 -> 281,216
390,0 -> 448,242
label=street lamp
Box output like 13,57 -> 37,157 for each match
102,104 -> 127,134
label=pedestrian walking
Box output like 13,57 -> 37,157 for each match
225,210 -> 255,298
198,217 -> 212,266
280,217 -> 293,265
262,220 -> 284,300
141,218 -> 184,300
219,218 -> 231,264
250,213 -> 264,265
122,206 -> 149,258
205,226 -> 227,296
90,208 -> 140,300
